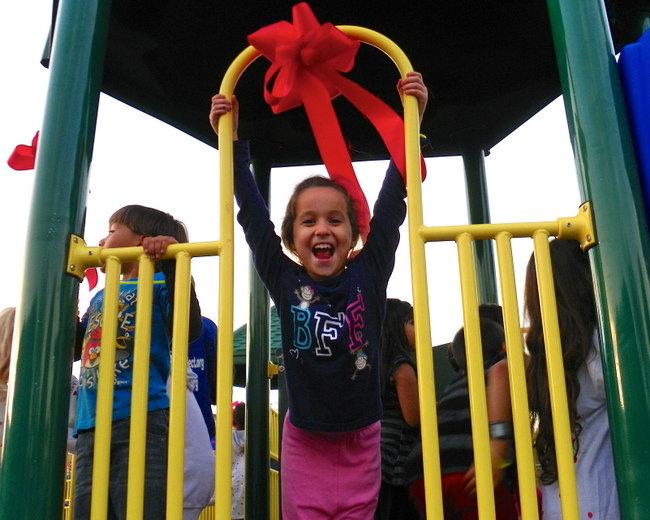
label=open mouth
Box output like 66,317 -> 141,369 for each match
312,244 -> 334,260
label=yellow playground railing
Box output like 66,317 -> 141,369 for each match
63,22 -> 598,520
411,204 -> 596,520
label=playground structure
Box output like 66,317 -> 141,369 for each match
1,1 -> 650,519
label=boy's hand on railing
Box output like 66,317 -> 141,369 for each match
142,235 -> 178,261
210,94 -> 239,140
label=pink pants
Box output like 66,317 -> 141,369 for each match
281,414 -> 381,519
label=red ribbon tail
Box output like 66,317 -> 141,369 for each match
327,74 -> 426,183
300,71 -> 371,243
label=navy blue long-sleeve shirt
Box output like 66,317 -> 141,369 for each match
234,141 -> 406,432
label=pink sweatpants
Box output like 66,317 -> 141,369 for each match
281,414 -> 381,519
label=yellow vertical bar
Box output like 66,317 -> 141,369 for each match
495,233 -> 539,520
456,233 -> 496,519
216,47 -> 258,520
67,454 -> 76,520
125,256 -> 154,519
90,256 -> 121,520
167,252 -> 193,519
404,77 -> 444,520
532,232 -> 579,519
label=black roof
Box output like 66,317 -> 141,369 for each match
44,1 -> 644,164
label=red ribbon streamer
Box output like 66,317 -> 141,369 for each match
7,132 -> 39,171
248,2 -> 425,242
84,268 -> 99,291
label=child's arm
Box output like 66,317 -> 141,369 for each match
462,358 -> 513,495
393,361 -> 420,427
362,73 -> 429,281
209,94 -> 288,294
210,94 -> 239,140
142,236 -> 203,343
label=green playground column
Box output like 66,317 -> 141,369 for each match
462,147 -> 498,303
245,157 -> 272,520
546,1 -> 650,518
0,0 -> 110,517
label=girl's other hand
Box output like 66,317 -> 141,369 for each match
142,235 -> 178,261
397,71 -> 428,123
209,94 -> 239,139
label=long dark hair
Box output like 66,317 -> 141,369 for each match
524,239 -> 597,484
380,299 -> 414,397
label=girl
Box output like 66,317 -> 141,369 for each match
376,299 -> 420,519
525,239 -> 619,519
210,72 -> 428,519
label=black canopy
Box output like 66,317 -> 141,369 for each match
44,1 -> 643,164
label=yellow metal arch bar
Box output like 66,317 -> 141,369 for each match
217,24 -> 443,520
90,257 -> 121,520
126,256 -> 155,519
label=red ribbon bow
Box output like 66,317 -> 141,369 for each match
7,132 -> 39,171
248,3 -> 425,242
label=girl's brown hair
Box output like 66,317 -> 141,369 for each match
524,239 -> 596,484
280,176 -> 359,252
0,307 -> 16,386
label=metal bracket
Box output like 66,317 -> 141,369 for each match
66,234 -> 100,279
267,362 -> 280,379
557,201 -> 597,250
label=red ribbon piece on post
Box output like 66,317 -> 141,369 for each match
7,132 -> 39,171
84,268 -> 99,291
248,2 -> 425,242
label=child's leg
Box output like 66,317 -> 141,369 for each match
106,409 -> 169,519
281,413 -> 380,520
332,421 -> 381,520
143,408 -> 169,518
73,429 -> 94,520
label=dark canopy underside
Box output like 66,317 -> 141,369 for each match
45,1 -> 642,164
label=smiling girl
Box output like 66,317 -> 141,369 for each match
210,72 -> 428,519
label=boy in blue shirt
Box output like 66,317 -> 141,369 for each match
74,205 -> 202,519
187,316 -> 217,443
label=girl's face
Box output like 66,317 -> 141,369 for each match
404,317 -> 415,351
291,186 -> 353,280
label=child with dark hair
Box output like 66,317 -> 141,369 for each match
375,298 -> 420,519
525,239 -> 619,519
73,204 -> 202,520
210,72 -> 428,518
409,318 -> 518,519
231,401 -> 246,520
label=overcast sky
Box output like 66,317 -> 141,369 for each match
1,1 -> 582,348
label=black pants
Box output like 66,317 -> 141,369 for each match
375,480 -> 421,520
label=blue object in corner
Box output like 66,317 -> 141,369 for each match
618,29 -> 650,224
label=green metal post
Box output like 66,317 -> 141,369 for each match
245,157 -> 272,520
546,1 -> 650,518
0,0 -> 111,517
462,147 -> 498,303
